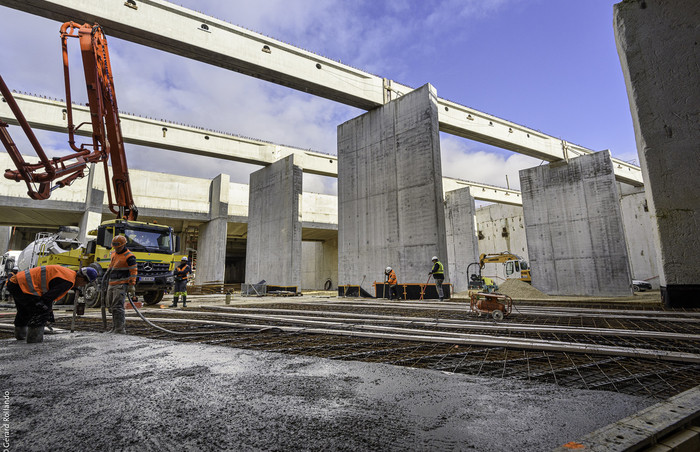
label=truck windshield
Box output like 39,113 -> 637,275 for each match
105,227 -> 173,253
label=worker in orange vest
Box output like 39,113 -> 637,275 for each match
385,266 -> 398,300
104,235 -> 137,334
7,265 -> 98,343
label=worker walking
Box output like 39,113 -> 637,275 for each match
385,266 -> 398,300
170,257 -> 191,308
6,265 -> 98,343
105,235 -> 137,334
429,256 -> 445,301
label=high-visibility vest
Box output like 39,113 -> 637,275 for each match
10,265 -> 77,301
108,249 -> 137,286
432,261 -> 444,277
387,270 -> 397,285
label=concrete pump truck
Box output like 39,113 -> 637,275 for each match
0,22 -> 181,307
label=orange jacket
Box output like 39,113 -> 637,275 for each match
387,270 -> 397,285
10,265 -> 77,301
108,248 -> 137,286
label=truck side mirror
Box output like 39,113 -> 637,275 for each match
174,236 -> 180,253
85,240 -> 96,254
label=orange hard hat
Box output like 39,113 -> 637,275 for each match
112,235 -> 127,247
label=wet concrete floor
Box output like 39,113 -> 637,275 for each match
1,332 -> 654,451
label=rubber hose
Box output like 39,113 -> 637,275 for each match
323,278 -> 332,291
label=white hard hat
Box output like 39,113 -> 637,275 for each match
181,256 -> 188,261
432,256 -> 438,261
385,267 -> 392,272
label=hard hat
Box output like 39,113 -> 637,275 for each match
431,256 -> 438,261
79,267 -> 98,282
112,235 -> 127,247
12,266 -> 19,272
181,256 -> 188,261
385,266 -> 392,273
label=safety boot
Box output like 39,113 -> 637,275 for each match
113,311 -> 126,334
15,326 -> 28,341
26,326 -> 44,343
181,295 -> 187,308
169,296 -> 179,308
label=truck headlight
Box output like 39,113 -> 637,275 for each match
166,276 -> 174,283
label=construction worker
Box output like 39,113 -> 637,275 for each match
104,235 -> 137,334
170,256 -> 191,308
429,256 -> 445,301
6,265 -> 98,343
385,266 -> 398,300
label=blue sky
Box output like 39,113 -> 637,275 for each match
0,0 -> 638,195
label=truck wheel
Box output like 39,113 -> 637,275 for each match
84,281 -> 101,308
142,290 -> 164,305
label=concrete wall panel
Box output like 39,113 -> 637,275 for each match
520,151 -> 632,296
445,187 -> 479,293
338,84 -> 447,287
245,156 -> 302,288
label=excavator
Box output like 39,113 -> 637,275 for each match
0,22 -> 181,306
467,252 -> 531,292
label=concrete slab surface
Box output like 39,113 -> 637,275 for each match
1,332 -> 654,451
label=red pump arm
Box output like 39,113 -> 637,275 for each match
0,22 -> 137,220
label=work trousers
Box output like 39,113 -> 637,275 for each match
434,277 -> 444,299
7,281 -> 54,327
107,284 -> 127,317
173,279 -> 187,296
388,284 -> 398,300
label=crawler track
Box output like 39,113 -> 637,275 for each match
12,297 -> 689,400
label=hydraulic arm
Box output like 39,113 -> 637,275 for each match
0,22 -> 137,220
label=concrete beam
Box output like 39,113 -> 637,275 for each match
0,0 -> 643,186
0,93 -> 521,204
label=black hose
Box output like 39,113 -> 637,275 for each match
323,278 -> 332,291
126,298 -> 279,335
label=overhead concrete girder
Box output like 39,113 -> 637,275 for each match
0,0 -> 643,186
0,93 -> 522,205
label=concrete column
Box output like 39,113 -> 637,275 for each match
79,165 -> 105,243
445,187 -> 479,293
0,227 -> 11,254
520,151 -> 633,297
619,184 -> 659,288
614,0 -> 700,307
195,174 -> 229,285
245,156 -> 302,288
338,84 -> 448,286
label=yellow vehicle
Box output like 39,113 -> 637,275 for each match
479,252 -> 531,285
32,220 -> 182,306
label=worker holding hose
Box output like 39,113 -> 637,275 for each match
429,256 -> 445,301
104,235 -> 137,334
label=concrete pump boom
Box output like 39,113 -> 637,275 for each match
0,22 -> 137,220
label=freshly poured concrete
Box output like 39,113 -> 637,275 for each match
245,156 -> 303,288
520,151 -> 633,297
338,84 -> 448,287
1,333 -> 653,451
445,187 -> 479,293
614,0 -> 700,307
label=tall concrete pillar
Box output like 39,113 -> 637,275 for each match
79,165 -> 104,243
245,156 -> 302,288
0,227 -> 11,254
520,151 -> 633,297
338,84 -> 448,287
614,0 -> 700,307
195,174 -> 229,285
445,187 -> 479,293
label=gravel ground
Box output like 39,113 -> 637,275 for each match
1,331 -> 654,451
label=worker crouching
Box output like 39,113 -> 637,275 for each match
105,235 -> 137,334
7,265 -> 98,343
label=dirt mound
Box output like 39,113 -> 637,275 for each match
497,279 -> 548,299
